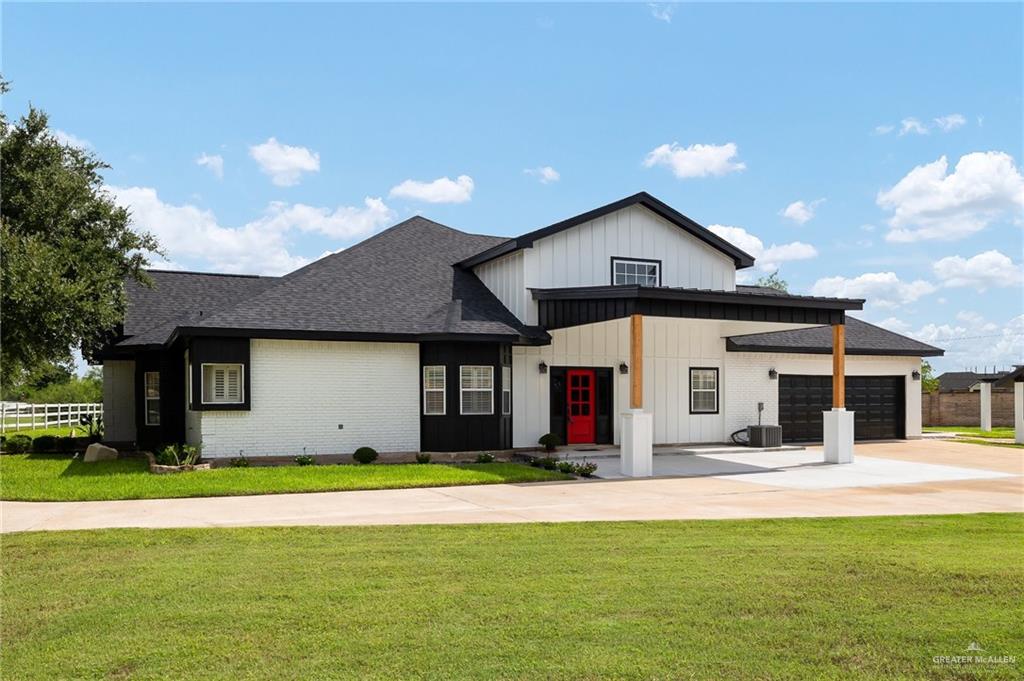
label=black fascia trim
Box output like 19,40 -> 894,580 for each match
170,326 -> 551,347
688,367 -> 720,415
457,192 -> 757,270
724,340 -> 945,357
610,256 -> 662,287
531,285 -> 864,311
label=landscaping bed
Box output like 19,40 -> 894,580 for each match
0,454 -> 571,501
3,514 -> 1021,679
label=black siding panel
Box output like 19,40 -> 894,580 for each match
420,342 -> 508,452
188,337 -> 251,411
538,299 -> 845,330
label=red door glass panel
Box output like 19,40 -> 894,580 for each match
567,369 -> 596,444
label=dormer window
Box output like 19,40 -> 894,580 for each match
611,257 -> 661,286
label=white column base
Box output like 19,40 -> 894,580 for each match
1014,383 -> 1023,445
823,408 -> 855,464
620,409 -> 653,477
980,382 -> 993,432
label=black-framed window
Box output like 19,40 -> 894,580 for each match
689,367 -> 719,414
611,257 -> 661,286
144,371 -> 161,425
501,366 -> 511,415
201,363 -> 244,405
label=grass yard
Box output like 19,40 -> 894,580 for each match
3,514 -> 1022,680
1,424 -> 86,439
0,454 -> 569,501
924,425 -> 1015,439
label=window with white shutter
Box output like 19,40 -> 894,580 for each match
202,364 -> 244,404
460,366 -> 493,415
423,366 -> 446,415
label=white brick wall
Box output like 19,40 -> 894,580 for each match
199,339 -> 420,458
102,360 -> 135,442
723,352 -> 922,439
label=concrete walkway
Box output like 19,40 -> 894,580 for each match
2,441 -> 1021,533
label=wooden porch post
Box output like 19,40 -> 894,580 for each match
630,313 -> 643,409
832,323 -> 845,408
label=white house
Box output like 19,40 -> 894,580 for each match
95,192 -> 942,470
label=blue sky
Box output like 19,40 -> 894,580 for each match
4,2 -> 1022,373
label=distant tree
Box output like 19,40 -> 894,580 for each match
0,79 -> 160,389
754,270 -> 788,292
920,360 -> 940,394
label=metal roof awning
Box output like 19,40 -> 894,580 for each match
531,285 -> 864,330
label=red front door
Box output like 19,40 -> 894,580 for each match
567,369 -> 596,444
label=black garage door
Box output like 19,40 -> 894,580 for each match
778,375 -> 905,443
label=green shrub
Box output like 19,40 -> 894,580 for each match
230,456 -> 250,468
475,452 -> 495,464
4,435 -> 32,454
556,461 -> 574,474
353,447 -> 378,464
415,452 -> 431,464
32,435 -> 58,452
155,445 -> 179,466
538,433 -> 561,452
572,461 -> 599,477
527,456 -> 541,467
179,445 -> 201,466
56,436 -> 76,453
295,454 -> 316,466
537,456 -> 558,471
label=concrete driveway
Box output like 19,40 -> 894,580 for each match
2,440 -> 1020,533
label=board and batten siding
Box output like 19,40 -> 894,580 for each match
102,359 -> 136,442
722,352 -> 922,439
474,250 -> 528,323
512,318 -> 728,448
199,339 -> 420,457
476,205 -> 738,325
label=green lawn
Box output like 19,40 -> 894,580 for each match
3,515 -> 1022,680
1,424 -> 85,439
0,454 -> 569,501
924,426 -> 1016,439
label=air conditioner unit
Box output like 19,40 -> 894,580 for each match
747,425 -> 782,448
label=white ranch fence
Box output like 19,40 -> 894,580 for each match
1,403 -> 103,434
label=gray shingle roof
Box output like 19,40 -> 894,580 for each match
726,317 -> 944,357
938,370 -> 1011,392
119,270 -> 277,346
139,217 -> 544,343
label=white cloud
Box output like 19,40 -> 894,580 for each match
899,118 -> 929,136
873,124 -> 895,136
52,129 -> 93,150
107,185 -> 393,275
643,142 -> 746,179
878,151 -> 1024,242
708,224 -> 818,272
932,250 -> 1023,291
901,313 -> 1023,372
255,198 -> 395,240
196,153 -> 224,180
779,198 -> 825,225
933,113 -> 966,132
389,175 -> 474,203
875,317 -> 912,334
524,166 -> 560,184
248,137 -> 320,186
809,271 -> 936,309
648,3 -> 675,22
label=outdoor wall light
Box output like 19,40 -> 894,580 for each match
538,361 -> 548,374
911,370 -> 921,381
768,368 -> 778,380
619,362 -> 629,374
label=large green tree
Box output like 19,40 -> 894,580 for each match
1,80 -> 159,388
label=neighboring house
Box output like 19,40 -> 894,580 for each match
93,192 -> 943,457
936,371 -> 1012,393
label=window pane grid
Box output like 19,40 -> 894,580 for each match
612,259 -> 659,286
690,368 -> 718,413
501,366 -> 511,415
144,371 -> 160,426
